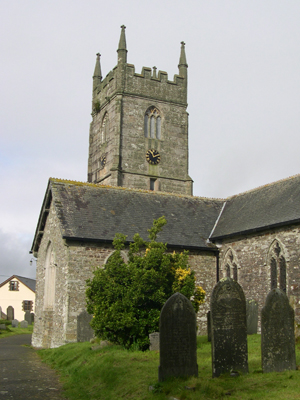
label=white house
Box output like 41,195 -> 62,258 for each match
0,275 -> 36,321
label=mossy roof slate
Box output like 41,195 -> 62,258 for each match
211,174 -> 300,240
47,179 -> 223,250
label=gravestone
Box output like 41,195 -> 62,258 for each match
261,288 -> 296,373
246,299 -> 258,334
0,324 -> 6,330
11,319 -> 19,328
20,320 -> 28,328
149,332 -> 160,351
31,313 -> 35,323
6,306 -> 14,320
211,277 -> 248,377
77,310 -> 94,342
24,311 -> 33,325
158,292 -> 198,381
207,311 -> 211,342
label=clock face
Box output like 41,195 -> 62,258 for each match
146,149 -> 161,165
99,154 -> 107,170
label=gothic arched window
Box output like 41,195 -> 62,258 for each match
101,113 -> 109,144
44,243 -> 56,310
144,106 -> 161,139
268,240 -> 287,292
222,249 -> 239,281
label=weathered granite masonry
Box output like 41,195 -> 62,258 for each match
218,224 -> 300,334
88,26 -> 192,195
32,195 -> 217,348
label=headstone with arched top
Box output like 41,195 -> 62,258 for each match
211,277 -> 248,377
261,288 -> 296,373
158,292 -> 198,381
7,306 -> 14,321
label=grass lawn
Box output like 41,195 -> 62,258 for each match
0,319 -> 33,338
38,334 -> 300,400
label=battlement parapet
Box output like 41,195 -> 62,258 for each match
94,62 -> 187,111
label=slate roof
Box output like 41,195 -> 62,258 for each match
31,179 -> 224,253
210,174 -> 300,240
0,275 -> 36,292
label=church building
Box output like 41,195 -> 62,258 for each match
31,26 -> 300,348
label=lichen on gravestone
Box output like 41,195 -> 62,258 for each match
261,288 -> 296,373
211,277 -> 248,377
158,292 -> 198,381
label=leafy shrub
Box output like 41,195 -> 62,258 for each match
86,217 -> 205,350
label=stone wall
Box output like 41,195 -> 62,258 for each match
88,60 -> 192,195
218,224 -> 300,334
32,201 -> 69,348
33,201 -> 217,348
188,250 -> 217,334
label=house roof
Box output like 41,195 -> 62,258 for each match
0,275 -> 36,292
31,179 -> 224,254
210,174 -> 300,240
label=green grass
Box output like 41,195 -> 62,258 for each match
37,335 -> 300,400
0,319 -> 33,338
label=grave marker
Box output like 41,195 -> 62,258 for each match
261,288 -> 296,373
6,306 -> 14,320
20,320 -> 28,328
11,319 -> 19,328
149,332 -> 160,351
207,311 -> 211,342
246,299 -> 258,334
158,292 -> 198,381
77,310 -> 94,342
25,311 -> 33,325
211,277 -> 248,377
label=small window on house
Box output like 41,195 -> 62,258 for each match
9,281 -> 19,291
144,106 -> 161,139
22,300 -> 33,311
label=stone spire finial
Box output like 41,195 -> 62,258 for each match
93,53 -> 102,94
117,25 -> 127,65
178,41 -> 188,82
152,66 -> 157,79
178,41 -> 188,67
118,25 -> 127,51
93,53 -> 102,80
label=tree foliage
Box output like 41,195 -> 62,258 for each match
86,216 -> 205,350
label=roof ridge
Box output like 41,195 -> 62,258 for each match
49,177 -> 225,202
226,173 -> 300,200
14,275 -> 36,280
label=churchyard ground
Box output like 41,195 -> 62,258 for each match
38,334 -> 300,400
0,319 -> 33,338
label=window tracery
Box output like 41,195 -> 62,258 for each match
101,113 -> 109,144
144,106 -> 161,139
268,240 -> 286,292
222,249 -> 239,281
44,243 -> 56,310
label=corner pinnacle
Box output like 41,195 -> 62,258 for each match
118,25 -> 127,51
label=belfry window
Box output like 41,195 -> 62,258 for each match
144,106 -> 161,139
101,113 -> 109,144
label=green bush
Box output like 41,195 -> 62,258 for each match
86,217 -> 205,350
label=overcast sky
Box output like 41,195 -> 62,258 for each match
1,1 -> 300,280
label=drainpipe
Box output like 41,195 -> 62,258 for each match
216,251 -> 220,282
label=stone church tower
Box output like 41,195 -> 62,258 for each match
88,26 -> 193,195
